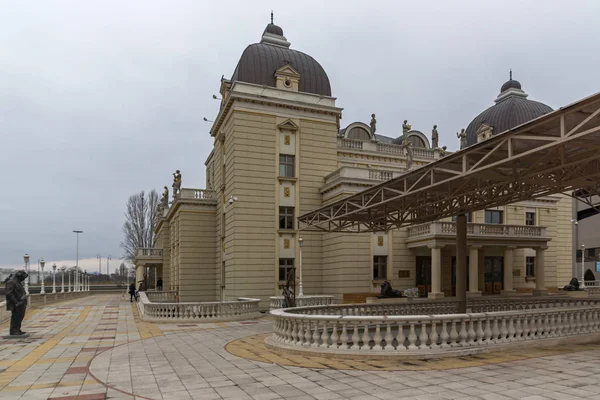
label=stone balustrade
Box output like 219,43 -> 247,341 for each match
586,281 -> 600,287
136,248 -> 163,257
179,188 -> 215,200
137,292 -> 261,322
269,301 -> 600,358
407,222 -> 546,239
269,295 -> 334,310
145,290 -> 177,302
337,138 -> 437,160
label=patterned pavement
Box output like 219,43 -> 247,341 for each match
2,294 -> 600,399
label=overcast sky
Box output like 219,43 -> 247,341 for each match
2,0 -> 600,271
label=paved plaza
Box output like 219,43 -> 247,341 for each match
2,295 -> 600,399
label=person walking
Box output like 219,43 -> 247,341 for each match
128,282 -> 136,302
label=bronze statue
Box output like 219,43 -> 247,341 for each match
457,128 -> 467,149
4,270 -> 28,336
370,113 -> 377,136
172,170 -> 182,198
432,125 -> 439,148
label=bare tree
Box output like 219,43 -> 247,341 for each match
120,190 -> 159,263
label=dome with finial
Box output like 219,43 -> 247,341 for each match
465,71 -> 552,146
230,14 -> 331,96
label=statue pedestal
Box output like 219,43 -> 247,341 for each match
2,333 -> 30,339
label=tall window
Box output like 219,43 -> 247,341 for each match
526,257 -> 535,277
525,212 -> 536,226
373,256 -> 388,280
279,155 -> 295,177
279,207 -> 294,230
452,213 -> 472,223
279,258 -> 294,282
485,210 -> 503,224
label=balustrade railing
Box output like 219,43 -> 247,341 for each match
145,291 -> 177,302
407,222 -> 545,239
338,138 -> 363,150
368,170 -> 393,181
136,248 -> 163,257
137,292 -> 260,322
179,188 -> 215,200
270,301 -> 600,355
270,295 -> 334,310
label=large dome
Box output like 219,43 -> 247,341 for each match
465,77 -> 552,146
230,22 -> 331,96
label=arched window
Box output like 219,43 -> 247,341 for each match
407,135 -> 426,148
346,127 -> 370,141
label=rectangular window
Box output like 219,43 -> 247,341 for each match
526,256 -> 535,277
373,256 -> 388,280
587,248 -> 596,259
279,207 -> 295,230
279,154 -> 295,177
485,210 -> 503,224
452,213 -> 472,223
279,258 -> 294,282
525,212 -> 536,226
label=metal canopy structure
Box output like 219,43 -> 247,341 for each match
299,92 -> 600,232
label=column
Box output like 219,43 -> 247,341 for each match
456,214 -> 467,313
468,246 -> 482,297
428,245 -> 444,299
502,246 -> 516,295
535,246 -> 548,295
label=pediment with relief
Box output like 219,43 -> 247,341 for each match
274,64 -> 301,78
278,119 -> 299,131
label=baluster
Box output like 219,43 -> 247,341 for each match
340,322 -> 349,350
291,320 -> 299,345
319,321 -> 329,348
358,321 -> 370,350
331,321 -> 340,349
350,323 -> 360,350
475,319 -> 484,345
514,316 -> 523,341
440,320 -> 450,348
372,323 -> 383,351
449,320 -> 459,347
499,318 -> 508,343
507,317 -> 516,342
458,320 -> 468,346
303,320 -> 312,346
523,316 -> 531,339
383,321 -> 394,350
407,322 -> 418,350
549,313 -> 557,337
311,320 -> 321,347
482,318 -> 492,344
491,318 -> 500,343
530,315 -> 538,338
419,321 -> 429,349
430,321 -> 439,349
555,313 -> 563,336
466,319 -> 476,346
569,312 -> 576,335
538,314 -> 546,338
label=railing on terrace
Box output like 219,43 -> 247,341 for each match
179,188 -> 215,200
137,292 -> 261,322
145,291 -> 177,302
407,222 -> 546,239
585,281 -> 600,287
337,138 -> 437,160
269,304 -> 600,355
136,248 -> 163,257
270,295 -> 334,310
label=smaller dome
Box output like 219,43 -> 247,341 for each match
264,23 -> 284,36
501,79 -> 522,93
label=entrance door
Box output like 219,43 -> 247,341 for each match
484,256 -> 503,294
416,256 -> 431,297
451,257 -> 470,297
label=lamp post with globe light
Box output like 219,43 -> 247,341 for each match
52,263 -> 56,293
40,259 -> 46,294
61,266 -> 65,293
298,237 -> 304,297
23,254 -> 30,295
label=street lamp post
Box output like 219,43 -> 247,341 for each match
61,266 -> 65,293
581,244 -> 587,289
75,270 -> 79,292
52,263 -> 56,293
23,254 -> 30,295
73,230 -> 83,290
107,255 -> 111,282
40,259 -> 45,294
68,270 -> 71,292
298,237 -> 304,297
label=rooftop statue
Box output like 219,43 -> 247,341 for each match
431,125 -> 439,149
405,141 -> 413,170
172,170 -> 182,198
4,270 -> 28,336
370,113 -> 377,136
457,128 -> 467,149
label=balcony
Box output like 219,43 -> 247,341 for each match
134,248 -> 163,266
337,138 -> 439,160
406,222 -> 549,248
179,188 -> 215,200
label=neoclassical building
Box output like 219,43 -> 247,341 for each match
134,21 -> 572,308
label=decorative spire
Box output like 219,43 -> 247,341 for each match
510,69 -> 512,80
271,10 -> 273,24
